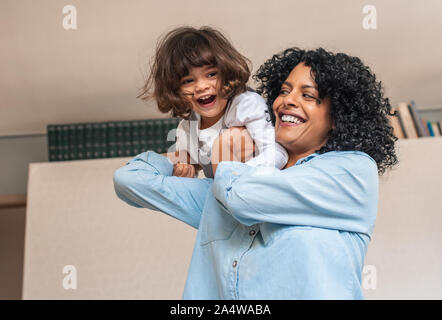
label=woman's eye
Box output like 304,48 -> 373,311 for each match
303,93 -> 321,104
303,93 -> 315,100
279,89 -> 289,95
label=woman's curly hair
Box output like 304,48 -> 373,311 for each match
253,47 -> 398,175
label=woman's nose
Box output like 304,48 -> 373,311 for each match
283,91 -> 300,108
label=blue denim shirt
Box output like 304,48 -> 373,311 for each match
113,150 -> 378,299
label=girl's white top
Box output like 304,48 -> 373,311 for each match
175,91 -> 288,178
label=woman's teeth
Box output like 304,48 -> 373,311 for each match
281,114 -> 305,124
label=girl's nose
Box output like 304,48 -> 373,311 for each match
195,79 -> 210,93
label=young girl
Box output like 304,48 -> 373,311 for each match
138,26 -> 288,178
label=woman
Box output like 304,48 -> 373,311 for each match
113,47 -> 397,299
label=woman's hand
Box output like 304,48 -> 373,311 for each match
211,127 -> 256,175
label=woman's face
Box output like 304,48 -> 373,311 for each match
273,63 -> 333,158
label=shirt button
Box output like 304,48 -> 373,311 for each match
249,230 -> 256,236
232,260 -> 238,268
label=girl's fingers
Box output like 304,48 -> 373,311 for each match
188,164 -> 195,178
173,163 -> 196,177
183,164 -> 195,178
173,163 -> 183,176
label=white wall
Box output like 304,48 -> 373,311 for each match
1,0 -> 442,136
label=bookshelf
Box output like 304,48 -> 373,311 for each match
46,118 -> 180,162
391,102 -> 442,139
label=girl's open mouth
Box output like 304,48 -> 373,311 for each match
197,95 -> 216,108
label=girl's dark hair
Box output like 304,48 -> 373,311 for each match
138,26 -> 251,119
253,47 -> 398,175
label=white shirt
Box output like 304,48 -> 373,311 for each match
175,91 -> 288,177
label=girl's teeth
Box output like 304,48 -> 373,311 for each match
198,95 -> 216,104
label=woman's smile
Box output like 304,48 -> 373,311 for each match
272,63 -> 333,166
277,110 -> 307,127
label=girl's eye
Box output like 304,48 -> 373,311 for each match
181,79 -> 193,85
207,71 -> 218,78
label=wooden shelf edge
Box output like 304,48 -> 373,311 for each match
0,194 -> 27,209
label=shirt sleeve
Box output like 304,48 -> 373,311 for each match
224,92 -> 288,169
212,151 -> 378,237
113,151 -> 211,229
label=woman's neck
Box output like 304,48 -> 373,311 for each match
284,147 -> 321,169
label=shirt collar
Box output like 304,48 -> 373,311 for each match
295,152 -> 319,165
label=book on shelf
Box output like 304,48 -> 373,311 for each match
408,101 -> 427,137
99,122 -> 108,158
115,122 -> 125,158
420,118 -> 430,136
47,125 -> 57,161
427,121 -> 441,137
61,126 -> 70,161
76,124 -> 85,160
68,124 -> 78,160
123,122 -> 132,157
130,120 -> 141,155
397,102 -> 418,138
431,122 -> 441,137
107,122 -> 117,158
427,121 -> 435,136
84,123 -> 93,159
389,107 -> 405,139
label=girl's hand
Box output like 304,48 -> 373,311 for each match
162,150 -> 190,165
173,163 -> 197,178
211,127 -> 256,175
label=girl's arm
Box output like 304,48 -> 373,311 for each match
224,91 -> 288,169
212,151 -> 379,237
113,151 -> 211,229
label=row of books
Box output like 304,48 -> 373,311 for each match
47,118 -> 180,162
390,101 -> 442,138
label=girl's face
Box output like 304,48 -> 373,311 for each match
180,65 -> 228,129
273,63 -> 333,160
